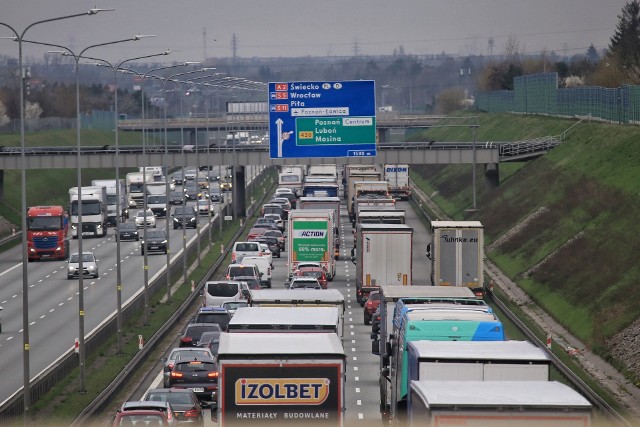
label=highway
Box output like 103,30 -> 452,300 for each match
124,198 -> 432,426
0,165 -> 265,409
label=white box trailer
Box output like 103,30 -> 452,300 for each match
408,381 -> 592,427
427,220 -> 485,298
91,179 -> 128,226
407,341 -> 551,387
346,172 -> 382,218
217,332 -> 346,427
351,224 -> 413,306
384,164 -> 411,200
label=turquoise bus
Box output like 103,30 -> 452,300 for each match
389,308 -> 505,421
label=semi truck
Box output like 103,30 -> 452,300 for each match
90,179 -> 128,226
287,209 -> 336,280
26,205 -> 70,261
384,164 -> 411,200
346,174 -> 383,220
217,332 -> 346,427
353,197 -> 396,228
125,171 -> 154,208
68,186 -> 108,238
408,381 -> 592,427
350,224 -> 413,306
299,196 -> 341,259
426,221 -> 485,298
343,164 -> 379,194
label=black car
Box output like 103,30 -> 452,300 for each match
193,307 -> 232,331
144,388 -> 205,426
254,235 -> 281,258
172,206 -> 197,229
209,188 -> 223,203
179,323 -> 222,347
141,229 -> 168,255
168,358 -> 219,407
169,191 -> 185,205
183,182 -> 199,201
117,222 -> 139,241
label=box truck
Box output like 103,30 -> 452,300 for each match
91,179 -> 128,226
217,332 -> 346,427
288,209 -> 336,280
299,196 -> 341,259
125,171 -> 154,208
426,221 -> 485,298
384,164 -> 411,200
350,224 -> 413,306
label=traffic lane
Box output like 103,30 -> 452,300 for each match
396,200 -> 431,285
0,206 -> 212,404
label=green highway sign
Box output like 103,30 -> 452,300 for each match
295,117 -> 376,146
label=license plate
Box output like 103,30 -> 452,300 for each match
150,246 -> 159,249
190,387 -> 204,393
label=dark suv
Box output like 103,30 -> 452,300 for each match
193,307 -> 232,331
172,206 -> 197,229
141,229 -> 168,255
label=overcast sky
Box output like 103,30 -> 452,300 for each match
0,0 -> 630,64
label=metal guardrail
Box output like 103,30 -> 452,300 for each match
70,169 -> 276,426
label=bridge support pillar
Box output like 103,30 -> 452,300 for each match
377,128 -> 388,144
484,163 -> 500,188
232,166 -> 246,219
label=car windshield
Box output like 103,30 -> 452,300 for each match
27,216 -> 62,231
301,271 -> 323,279
223,302 -> 248,310
147,196 -> 165,204
239,278 -> 261,289
207,282 -> 239,297
137,211 -> 153,217
235,243 -> 258,252
184,325 -> 216,340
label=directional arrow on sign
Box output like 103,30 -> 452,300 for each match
276,118 -> 284,158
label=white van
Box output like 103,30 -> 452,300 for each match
202,280 -> 244,307
231,241 -> 262,263
241,256 -> 272,288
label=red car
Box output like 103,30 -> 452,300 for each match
295,266 -> 328,289
364,290 -> 381,325
246,227 -> 267,241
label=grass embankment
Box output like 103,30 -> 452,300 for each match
410,111 -> 640,370
0,129 -> 146,229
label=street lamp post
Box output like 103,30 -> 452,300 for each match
0,7 -> 113,419
36,33 -> 154,392
90,50 -> 172,352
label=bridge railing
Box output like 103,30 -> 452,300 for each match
498,136 -> 561,159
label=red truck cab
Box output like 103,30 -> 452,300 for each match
27,205 -> 69,261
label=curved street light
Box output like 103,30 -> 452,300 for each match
0,7 -> 114,417
27,33 -> 154,392
88,50 -> 173,352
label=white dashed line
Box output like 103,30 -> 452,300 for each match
7,336 -> 14,341
355,387 -> 360,393
353,366 -> 358,371
40,315 -> 46,319
355,376 -> 359,381
358,413 -> 364,419
356,400 -> 362,405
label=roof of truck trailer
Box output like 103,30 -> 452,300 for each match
299,196 -> 341,202
228,306 -> 339,328
430,220 -> 483,228
380,286 -> 475,300
217,332 -> 345,357
410,380 -> 591,409
408,340 -> 550,362
248,289 -> 344,305
357,224 -> 412,231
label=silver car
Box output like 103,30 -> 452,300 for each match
67,251 -> 99,279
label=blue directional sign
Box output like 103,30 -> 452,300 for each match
268,80 -> 376,159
